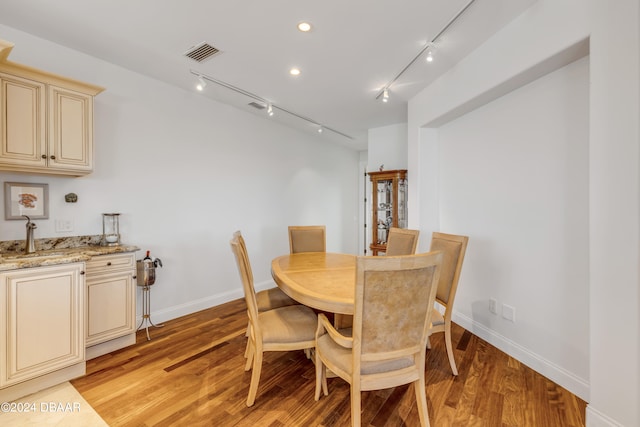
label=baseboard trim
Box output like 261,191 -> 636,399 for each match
586,405 -> 624,427
0,362 -> 85,402
452,311 -> 590,401
86,334 -> 136,360
136,279 -> 277,325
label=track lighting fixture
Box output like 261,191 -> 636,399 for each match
189,70 -> 353,140
375,0 -> 476,102
196,76 -> 207,91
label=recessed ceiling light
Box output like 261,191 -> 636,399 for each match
290,68 -> 301,76
297,22 -> 312,32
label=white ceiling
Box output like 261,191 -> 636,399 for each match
0,0 -> 536,150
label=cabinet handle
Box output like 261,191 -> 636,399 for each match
106,262 -> 112,266
41,154 -> 47,159
80,271 -> 85,275
50,155 -> 56,160
132,275 -> 137,279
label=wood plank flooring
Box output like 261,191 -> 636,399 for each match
71,298 -> 586,426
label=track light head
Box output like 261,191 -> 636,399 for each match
267,103 -> 274,116
382,88 -> 389,103
426,50 -> 434,63
196,76 -> 207,91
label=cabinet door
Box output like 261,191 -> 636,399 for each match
0,73 -> 47,168
47,85 -> 93,172
86,269 -> 136,346
0,263 -> 85,388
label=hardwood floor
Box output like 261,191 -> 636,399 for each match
72,298 -> 586,426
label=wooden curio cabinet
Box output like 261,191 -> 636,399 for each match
368,169 -> 407,255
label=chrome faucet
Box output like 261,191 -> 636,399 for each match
23,215 -> 37,254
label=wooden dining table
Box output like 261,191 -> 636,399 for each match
270,252 -> 357,315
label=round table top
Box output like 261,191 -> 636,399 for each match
271,252 -> 356,315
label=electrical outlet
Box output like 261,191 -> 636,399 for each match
55,219 -> 74,232
489,297 -> 498,314
502,304 -> 516,322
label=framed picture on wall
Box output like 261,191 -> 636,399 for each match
4,182 -> 49,220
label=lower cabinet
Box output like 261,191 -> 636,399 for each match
85,253 -> 137,358
0,252 -> 138,401
0,263 -> 85,398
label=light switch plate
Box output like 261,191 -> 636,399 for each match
489,298 -> 498,314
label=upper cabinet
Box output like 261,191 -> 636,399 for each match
0,40 -> 104,176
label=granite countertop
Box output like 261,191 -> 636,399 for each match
0,235 -> 140,271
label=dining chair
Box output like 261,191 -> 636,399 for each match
234,231 -> 299,357
288,225 -> 326,253
314,251 -> 443,427
230,234 -> 318,407
234,231 -> 297,311
427,232 -> 469,376
384,227 -> 420,256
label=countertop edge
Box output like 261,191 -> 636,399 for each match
0,245 -> 141,271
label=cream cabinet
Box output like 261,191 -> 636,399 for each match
0,263 -> 85,389
85,253 -> 137,356
0,40 -> 103,176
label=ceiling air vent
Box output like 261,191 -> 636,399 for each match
184,42 -> 220,63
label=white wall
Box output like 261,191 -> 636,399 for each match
0,25 -> 361,322
588,0 -> 640,425
438,56 -> 589,388
408,0 -> 640,425
367,123 -> 408,172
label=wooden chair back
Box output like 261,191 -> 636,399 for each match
233,230 -> 254,283
429,232 -> 469,307
230,235 -> 261,342
288,225 -> 326,253
354,252 -> 442,367
385,227 -> 420,256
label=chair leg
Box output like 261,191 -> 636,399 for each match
315,354 -> 322,400
244,322 -> 252,358
244,341 -> 254,371
246,349 -> 263,407
444,321 -> 458,376
350,383 -> 361,427
314,350 -> 328,401
321,363 -> 328,397
414,376 -> 431,427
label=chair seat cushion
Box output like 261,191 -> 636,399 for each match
431,308 -> 444,326
317,334 -> 414,375
259,305 -> 317,343
256,287 -> 297,311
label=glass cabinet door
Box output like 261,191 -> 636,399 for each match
375,178 -> 393,244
